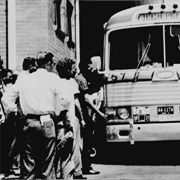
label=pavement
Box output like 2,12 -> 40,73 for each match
0,165 -> 101,179
0,168 -> 20,179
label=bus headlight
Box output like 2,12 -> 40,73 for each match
117,108 -> 130,120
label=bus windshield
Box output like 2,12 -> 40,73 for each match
109,25 -> 180,70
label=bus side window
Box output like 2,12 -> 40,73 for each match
167,26 -> 180,66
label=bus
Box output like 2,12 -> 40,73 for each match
101,2 -> 180,145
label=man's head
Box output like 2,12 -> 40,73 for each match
29,58 -> 38,73
56,57 -> 76,79
36,51 -> 55,72
22,57 -> 32,71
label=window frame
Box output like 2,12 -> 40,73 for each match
54,0 -> 75,49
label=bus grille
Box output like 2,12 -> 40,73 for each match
106,81 -> 180,107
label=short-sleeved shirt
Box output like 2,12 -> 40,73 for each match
1,68 -> 70,116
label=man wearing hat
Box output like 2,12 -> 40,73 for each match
1,51 -> 65,179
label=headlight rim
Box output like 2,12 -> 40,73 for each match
116,108 -> 130,120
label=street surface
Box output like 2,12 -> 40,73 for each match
1,141 -> 180,179
2,164 -> 180,180
86,164 -> 180,180
84,141 -> 180,180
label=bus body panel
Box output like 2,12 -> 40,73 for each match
103,2 -> 180,144
106,80 -> 180,107
107,3 -> 180,30
106,123 -> 180,142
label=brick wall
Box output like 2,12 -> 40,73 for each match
47,0 -> 75,61
0,0 -> 76,71
0,0 -> 7,68
15,0 -> 75,70
15,0 -> 49,70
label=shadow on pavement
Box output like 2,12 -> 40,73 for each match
92,141 -> 180,166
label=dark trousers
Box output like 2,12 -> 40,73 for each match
82,122 -> 94,172
0,123 -> 5,174
20,116 -> 56,180
1,112 -> 21,174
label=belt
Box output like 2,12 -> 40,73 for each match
26,114 -> 54,120
26,114 -> 42,120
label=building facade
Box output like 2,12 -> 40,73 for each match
1,0 -> 179,71
0,0 -> 79,71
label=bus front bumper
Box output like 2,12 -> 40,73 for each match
106,122 -> 180,144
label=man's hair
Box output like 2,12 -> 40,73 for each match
29,58 -> 38,73
36,51 -> 54,67
22,57 -> 32,70
56,57 -> 75,79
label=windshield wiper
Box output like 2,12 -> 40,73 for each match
133,34 -> 151,82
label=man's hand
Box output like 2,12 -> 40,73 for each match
5,111 -> 18,121
80,119 -> 86,128
57,130 -> 73,150
99,111 -> 107,119
0,113 -> 5,124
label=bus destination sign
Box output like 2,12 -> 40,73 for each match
138,12 -> 180,22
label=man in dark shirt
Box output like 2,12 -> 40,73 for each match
74,57 -> 106,175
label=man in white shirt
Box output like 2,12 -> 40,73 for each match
1,52 -> 68,179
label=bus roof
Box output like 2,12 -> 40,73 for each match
106,2 -> 180,30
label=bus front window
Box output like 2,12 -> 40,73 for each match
109,26 -> 164,70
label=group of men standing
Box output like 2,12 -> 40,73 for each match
0,52 -> 106,179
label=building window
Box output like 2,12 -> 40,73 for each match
54,0 -> 75,49
54,0 -> 67,39
67,0 -> 75,48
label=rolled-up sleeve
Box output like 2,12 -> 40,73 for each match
55,81 -> 75,128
